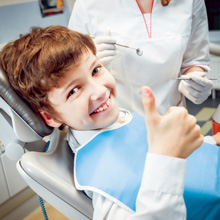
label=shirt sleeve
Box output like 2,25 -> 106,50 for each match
181,0 -> 210,74
92,153 -> 187,220
68,0 -> 91,34
204,136 -> 217,145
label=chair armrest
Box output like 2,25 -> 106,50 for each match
18,128 -> 93,218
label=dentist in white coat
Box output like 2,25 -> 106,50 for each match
69,0 -> 213,116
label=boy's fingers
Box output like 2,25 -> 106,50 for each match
142,86 -> 160,124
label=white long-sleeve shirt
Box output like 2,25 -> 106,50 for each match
68,110 -> 187,220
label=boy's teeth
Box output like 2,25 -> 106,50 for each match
94,99 -> 110,113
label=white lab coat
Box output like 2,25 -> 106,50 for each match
68,0 -> 210,116
68,110 -> 187,220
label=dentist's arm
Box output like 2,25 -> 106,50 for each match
94,30 -> 116,67
178,70 -> 213,105
178,0 -> 213,104
68,1 -> 116,68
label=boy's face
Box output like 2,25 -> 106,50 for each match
44,50 -> 119,130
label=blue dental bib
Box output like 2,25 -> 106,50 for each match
74,113 -> 220,219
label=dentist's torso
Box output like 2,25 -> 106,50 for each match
69,0 -> 210,115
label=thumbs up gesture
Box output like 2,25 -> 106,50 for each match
142,86 -> 203,159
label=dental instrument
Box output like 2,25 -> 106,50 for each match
172,77 -> 217,80
115,42 -> 143,56
90,36 -> 143,56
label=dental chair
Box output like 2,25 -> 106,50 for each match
0,62 -> 93,219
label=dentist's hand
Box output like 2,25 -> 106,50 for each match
142,86 -> 203,159
178,71 -> 213,104
94,30 -> 116,67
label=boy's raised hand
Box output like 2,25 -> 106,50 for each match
141,86 -> 204,159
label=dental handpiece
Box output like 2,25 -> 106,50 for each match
90,36 -> 143,56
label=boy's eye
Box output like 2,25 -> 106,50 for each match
92,66 -> 101,76
68,87 -> 79,97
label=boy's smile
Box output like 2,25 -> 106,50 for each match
44,50 -> 119,130
92,97 -> 111,114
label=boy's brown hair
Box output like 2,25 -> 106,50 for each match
0,25 -> 96,116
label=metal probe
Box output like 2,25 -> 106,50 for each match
115,42 -> 143,56
172,77 -> 217,80
90,36 -> 143,56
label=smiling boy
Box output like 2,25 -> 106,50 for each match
0,25 -> 208,220
40,49 -> 119,130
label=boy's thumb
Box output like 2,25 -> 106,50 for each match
142,86 -> 160,124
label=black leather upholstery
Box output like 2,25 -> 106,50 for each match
0,63 -> 53,138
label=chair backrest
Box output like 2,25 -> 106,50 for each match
0,52 -> 94,218
0,56 -> 54,142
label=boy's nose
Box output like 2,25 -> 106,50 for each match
90,85 -> 107,101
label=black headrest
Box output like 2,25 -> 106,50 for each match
0,62 -> 54,138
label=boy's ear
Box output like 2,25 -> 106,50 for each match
40,111 -> 62,128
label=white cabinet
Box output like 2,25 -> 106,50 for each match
0,153 -> 28,205
0,112 -> 27,205
1,154 -> 27,199
0,159 -> 10,204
